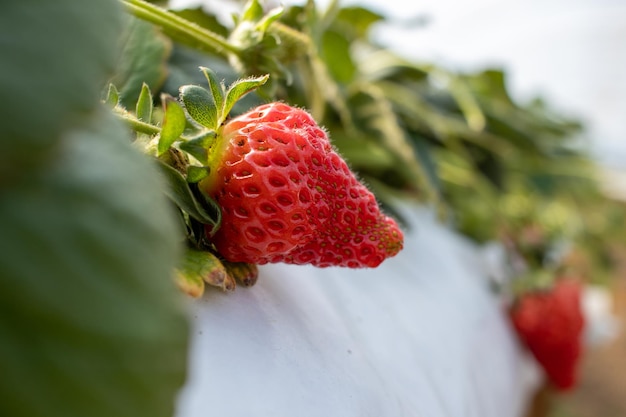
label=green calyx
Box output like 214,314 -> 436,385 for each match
179,67 -> 268,134
107,69 -> 267,263
178,68 -> 269,196
178,68 -> 268,175
510,268 -> 558,300
110,68 -> 268,166
175,247 -> 235,296
174,247 -> 261,297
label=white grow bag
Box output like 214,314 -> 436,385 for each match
175,204 -> 538,417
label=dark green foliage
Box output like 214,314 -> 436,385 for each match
0,0 -> 123,180
0,2 -> 190,416
0,111 -> 189,417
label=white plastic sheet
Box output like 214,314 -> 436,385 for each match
176,205 -> 538,417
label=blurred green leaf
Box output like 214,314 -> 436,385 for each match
465,69 -> 514,106
0,0 -> 122,180
256,6 -> 285,33
136,82 -> 154,122
321,29 -> 356,83
484,113 -> 544,153
158,95 -> 187,155
186,165 -> 210,183
332,133 -> 396,171
0,110 -> 189,417
410,134 -> 441,198
351,84 -> 421,173
335,6 -> 384,39
105,83 -> 121,108
241,0 -> 264,22
157,161 -> 221,234
112,15 -> 172,109
358,49 -> 429,82
446,75 -> 486,131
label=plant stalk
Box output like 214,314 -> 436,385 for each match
114,107 -> 160,135
120,0 -> 241,57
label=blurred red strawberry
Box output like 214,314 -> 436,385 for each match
509,278 -> 585,390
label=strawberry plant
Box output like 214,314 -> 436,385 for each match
2,0 -> 624,416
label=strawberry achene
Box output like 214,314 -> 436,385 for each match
200,102 -> 403,267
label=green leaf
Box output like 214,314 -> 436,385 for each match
241,0 -> 264,22
158,95 -> 187,155
410,134 -> 441,198
136,82 -> 153,123
447,75 -> 486,131
157,161 -> 221,235
180,85 -> 218,129
0,0 -> 122,180
331,133 -> 396,171
104,83 -> 120,108
465,69 -> 514,106
359,50 -> 429,82
179,131 -> 217,164
256,6 -> 284,32
187,165 -> 210,183
222,74 -> 270,123
336,6 -> 385,39
200,66 -> 226,120
0,110 -> 189,417
321,29 -> 356,83
111,15 -> 172,109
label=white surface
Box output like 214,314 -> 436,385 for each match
583,285 -> 620,347
175,205 -> 538,417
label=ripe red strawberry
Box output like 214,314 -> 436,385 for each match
509,278 -> 585,390
200,102 -> 403,267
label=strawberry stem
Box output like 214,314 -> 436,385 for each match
121,0 -> 242,57
113,106 -> 198,144
113,107 -> 161,136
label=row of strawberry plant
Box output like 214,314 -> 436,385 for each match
116,0 -> 625,392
